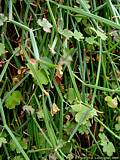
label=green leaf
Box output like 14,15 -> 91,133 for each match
13,156 -> 24,160
37,18 -> 52,33
61,29 -> 73,39
90,27 -> 107,40
103,142 -> 115,157
10,137 -> 27,153
96,30 -> 107,41
71,103 -> 97,123
0,137 -> 7,147
37,69 -> 49,85
27,62 -> 49,86
71,103 -> 81,112
5,91 -> 22,109
37,109 -> 44,119
78,121 -> 91,135
0,14 -> 7,26
64,88 -> 77,104
0,43 -> 5,56
115,123 -> 120,131
85,36 -> 97,45
73,30 -> 84,41
99,133 -> 115,156
105,96 -> 118,108
99,133 -> 108,144
75,14 -> 83,23
76,0 -> 90,9
64,121 -> 76,135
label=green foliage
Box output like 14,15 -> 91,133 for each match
27,62 -> 49,86
5,91 -> 22,109
37,109 -> 44,119
37,69 -> 49,85
64,88 -> 77,104
78,121 -> 91,135
71,103 -> 97,123
115,117 -> 120,131
85,36 -> 98,45
0,137 -> 7,147
10,137 -> 27,153
115,123 -> 120,131
0,13 -> 7,26
61,29 -> 73,39
99,133 -> 115,156
13,155 -> 24,160
73,30 -> 84,41
0,0 -> 120,159
90,27 -> 107,40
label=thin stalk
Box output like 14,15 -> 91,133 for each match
46,0 -> 57,31
95,117 -> 120,140
73,73 -> 120,93
68,108 -> 91,142
67,65 -> 80,100
91,39 -> 102,107
49,0 -> 120,30
8,0 -> 12,20
87,127 -> 104,156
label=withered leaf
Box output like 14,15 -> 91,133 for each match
51,103 -> 60,116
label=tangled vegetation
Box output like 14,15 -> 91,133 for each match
0,0 -> 120,159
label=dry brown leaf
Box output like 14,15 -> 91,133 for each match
42,89 -> 49,96
18,66 -> 27,75
51,103 -> 60,116
99,126 -> 104,132
30,58 -> 37,64
55,64 -> 63,84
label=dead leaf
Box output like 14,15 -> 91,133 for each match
18,66 -> 27,75
51,103 -> 60,116
86,56 -> 90,63
42,89 -> 49,96
37,18 -> 52,33
30,58 -> 37,64
99,126 -> 104,132
55,64 -> 63,84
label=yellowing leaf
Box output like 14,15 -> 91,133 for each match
105,96 -> 118,108
37,18 -> 52,33
51,103 -> 60,116
23,105 -> 34,115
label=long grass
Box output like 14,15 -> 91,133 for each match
0,0 -> 120,159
